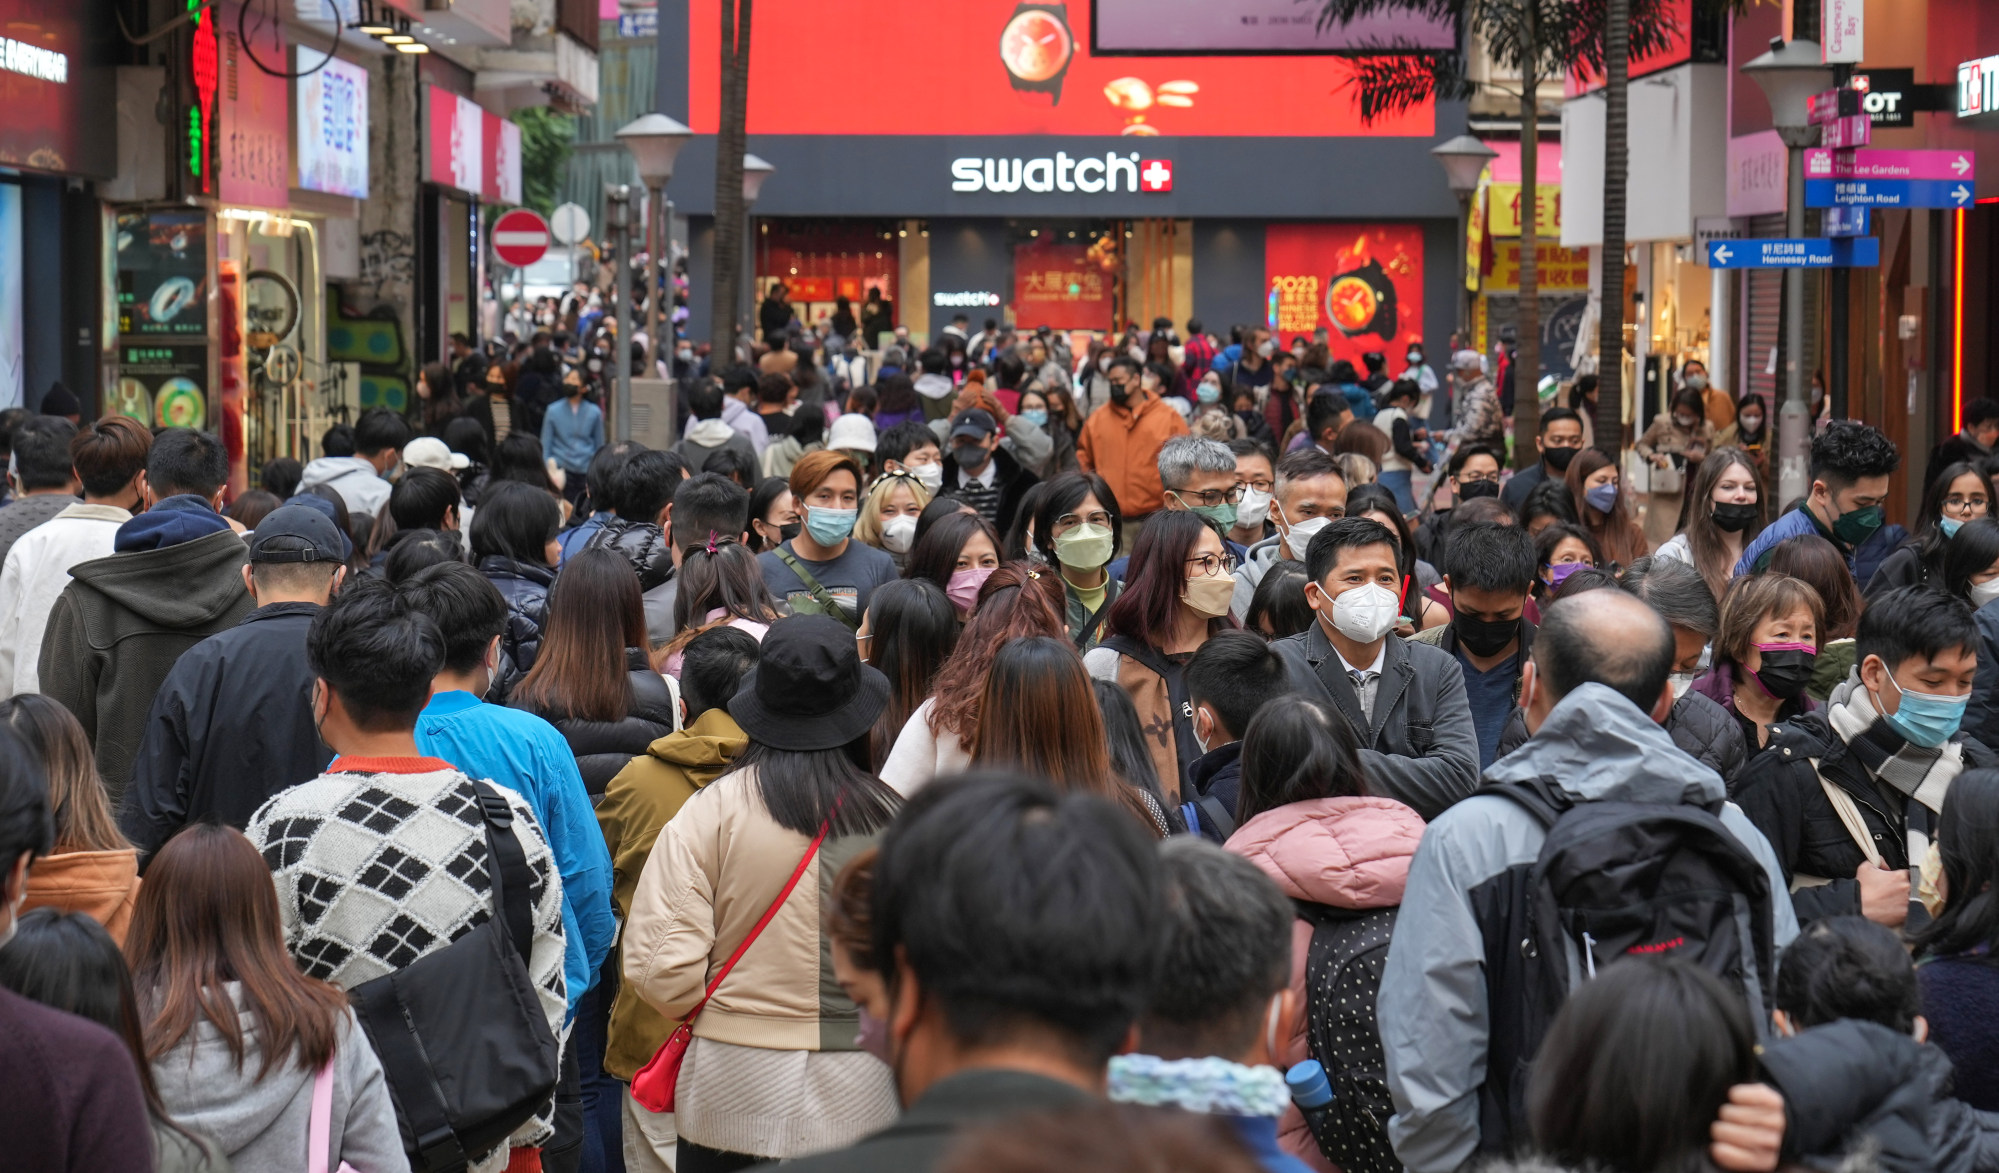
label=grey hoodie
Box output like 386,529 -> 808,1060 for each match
1378,683 -> 1799,1173
299,455 -> 391,518
151,987 -> 409,1173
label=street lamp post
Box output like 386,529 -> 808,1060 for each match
604,183 -> 635,443
1431,135 -> 1498,344
614,114 -> 693,381
1742,37 -> 1831,507
739,153 -> 775,346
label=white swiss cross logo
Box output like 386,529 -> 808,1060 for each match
1139,159 -> 1173,192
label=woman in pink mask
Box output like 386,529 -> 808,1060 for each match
903,512 -> 1001,620
1690,572 -> 1824,751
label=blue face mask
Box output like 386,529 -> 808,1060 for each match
1584,482 -> 1619,514
1020,408 -> 1049,428
1942,516 -> 1966,539
1882,678 -> 1969,748
803,504 -> 858,547
1197,382 -> 1222,404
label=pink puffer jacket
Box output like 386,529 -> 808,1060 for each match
1226,796 -> 1426,1173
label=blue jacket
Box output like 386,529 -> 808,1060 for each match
557,511 -> 612,565
541,396 -> 604,475
1734,504 -> 1905,585
415,689 -> 616,1020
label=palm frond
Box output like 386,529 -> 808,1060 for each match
1338,53 -> 1475,124
1314,0 -> 1465,35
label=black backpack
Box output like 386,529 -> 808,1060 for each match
1472,776 -> 1776,1156
1294,902 -> 1402,1173
349,781 -> 562,1173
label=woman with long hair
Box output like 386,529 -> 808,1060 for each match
1565,447 -> 1648,568
1689,573 -> 1823,751
1942,517 -> 1999,612
858,578 -> 957,771
968,636 -> 1170,836
1912,768 -> 1999,1110
1032,472 -> 1125,646
1224,697 -> 1423,1168
493,431 -> 562,498
661,539 -> 784,676
444,415 -> 493,507
1020,385 -> 1079,476
880,562 -> 1068,795
1714,392 -> 1769,483
510,547 -> 677,793
2,695 -> 141,944
1633,386 -> 1716,545
1094,678 -> 1168,809
127,824 -> 404,1172
852,470 -> 931,571
0,909 -> 226,1172
903,511 -> 1002,620
623,616 -> 903,1170
1865,460 -> 1995,600
1655,445 -> 1765,600
1766,534 -> 1865,700
472,479 -> 563,678
417,360 -> 464,438
1083,512 -> 1240,804
746,476 -> 800,554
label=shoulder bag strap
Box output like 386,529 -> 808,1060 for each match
678,806 -> 837,1031
1075,594 -> 1114,647
309,1055 -> 336,1173
471,781 -> 535,961
774,547 -> 859,631
1812,758 -> 1888,870
1194,792 -> 1237,841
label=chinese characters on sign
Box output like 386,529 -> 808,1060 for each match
1263,224 -> 1425,368
297,53 -> 368,198
1012,240 -> 1114,328
219,5 -> 289,208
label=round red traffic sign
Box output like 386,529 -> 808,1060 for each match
492,208 -> 551,268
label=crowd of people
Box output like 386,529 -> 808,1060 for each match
2,312 -> 1999,1173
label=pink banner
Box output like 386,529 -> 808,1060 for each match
1805,147 -> 1976,182
218,3 -> 291,208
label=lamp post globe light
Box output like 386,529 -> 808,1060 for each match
615,113 -> 694,382
1741,38 -> 1830,505
1431,135 -> 1497,341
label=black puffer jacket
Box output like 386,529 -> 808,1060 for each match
1494,689 -> 1748,786
585,517 -> 673,591
477,554 -> 555,680
509,648 -> 677,795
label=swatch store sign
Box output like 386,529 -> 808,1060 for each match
950,151 -> 1174,195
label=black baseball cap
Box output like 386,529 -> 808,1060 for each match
249,504 -> 348,564
949,408 -> 998,441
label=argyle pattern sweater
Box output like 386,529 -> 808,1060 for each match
248,757 -> 569,1164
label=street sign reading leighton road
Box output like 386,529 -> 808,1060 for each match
1804,178 -> 1976,208
1706,238 -> 1882,269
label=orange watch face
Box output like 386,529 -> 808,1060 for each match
1000,10 -> 1072,82
1328,276 -> 1378,334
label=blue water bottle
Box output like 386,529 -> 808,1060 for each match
1286,1059 -> 1336,1146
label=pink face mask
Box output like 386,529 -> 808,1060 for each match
946,566 -> 995,613
855,1006 -> 893,1065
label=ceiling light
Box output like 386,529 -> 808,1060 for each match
395,41 -> 430,52
382,33 -> 414,42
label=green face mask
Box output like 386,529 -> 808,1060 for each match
1172,492 -> 1237,535
1054,522 -> 1114,571
1831,502 -> 1884,546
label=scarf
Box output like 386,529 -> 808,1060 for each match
1107,1055 -> 1291,1118
1826,683 -> 1963,928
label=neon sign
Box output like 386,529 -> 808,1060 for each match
189,0 -> 217,191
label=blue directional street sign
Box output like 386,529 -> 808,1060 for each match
1805,178 -> 1976,208
1706,237 -> 1881,269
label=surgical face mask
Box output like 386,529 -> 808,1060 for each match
1055,522 -> 1114,571
1197,381 -> 1223,404
1406,350 -> 1422,365
946,566 -> 995,613
1258,341 -> 1277,358
1749,642 -> 1816,701
856,1006 -> 893,1065
1020,408 -> 1049,428
1674,414 -> 1699,430
1176,494 -> 1236,534
1878,674 -> 1969,748
1451,607 -> 1519,658
1108,380 -> 1132,405
1584,482 -> 1620,514
909,461 -> 944,494
953,444 -> 990,471
1738,413 -> 1764,436
1183,572 -> 1236,618
1286,516 -> 1332,562
588,357 -> 603,372
1712,501 -> 1758,533
804,504 -> 858,547
1326,582 -> 1400,644
881,514 -> 918,554
677,347 -> 693,361
1098,355 -> 1113,371
1831,502 -> 1885,546
1543,445 -> 1580,473
1972,577 -> 1999,609
1237,486 -> 1273,529
1545,560 -> 1588,589
1942,516 -> 1967,539
1458,478 -> 1500,501
1669,670 -> 1697,700
1686,373 -> 1709,391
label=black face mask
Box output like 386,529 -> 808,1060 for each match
775,520 -> 802,544
1453,609 -> 1519,658
1543,445 -> 1580,473
1459,478 -> 1500,500
1750,648 -> 1816,700
952,444 -> 988,470
1712,502 -> 1759,533
1108,380 -> 1131,404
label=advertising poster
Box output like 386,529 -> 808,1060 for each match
113,344 -> 208,429
1264,224 -> 1424,365
425,87 -> 484,195
1011,239 -> 1115,329
686,0 -> 1430,137
1093,0 -> 1453,54
485,113 -> 521,205
117,210 -> 209,339
0,184 -> 19,409
0,0 -> 114,177
218,4 -> 290,208
296,53 -> 368,198
1486,241 -> 1590,294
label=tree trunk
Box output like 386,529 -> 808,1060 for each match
1512,34 -> 1542,469
1594,0 -> 1629,454
708,0 -> 750,362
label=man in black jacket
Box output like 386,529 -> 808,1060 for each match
120,504 -> 346,861
940,408 -> 1038,535
1736,587 -> 1992,930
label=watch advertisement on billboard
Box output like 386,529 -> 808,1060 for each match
1264,224 -> 1425,365
113,345 -> 209,430
1091,0 -> 1455,55
686,0 -> 1431,137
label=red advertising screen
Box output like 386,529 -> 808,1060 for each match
0,0 -> 113,177
1092,0 -> 1455,55
1012,239 -> 1116,328
687,0 -> 1430,137
1264,224 -> 1425,364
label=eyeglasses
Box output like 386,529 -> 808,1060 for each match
1944,494 -> 1989,512
1185,552 -> 1239,577
1237,476 -> 1275,493
1058,511 -> 1113,528
1177,486 -> 1244,507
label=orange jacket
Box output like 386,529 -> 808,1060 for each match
23,849 -> 142,945
1076,392 -> 1189,516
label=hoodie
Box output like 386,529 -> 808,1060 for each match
21,848 -> 142,945
596,707 -> 748,1079
150,985 -> 408,1173
298,454 -> 391,517
1228,795 -> 1426,1173
38,514 -> 252,802
1378,683 -> 1799,1173
676,416 -> 762,478
722,394 -> 771,454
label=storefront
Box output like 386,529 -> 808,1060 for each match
419,80 -> 520,374
653,0 -> 1467,359
1464,143 -> 1591,387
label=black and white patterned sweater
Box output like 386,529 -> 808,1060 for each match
248,757 -> 569,1166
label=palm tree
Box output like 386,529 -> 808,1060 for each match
709,0 -> 752,362
1323,0 -> 1684,460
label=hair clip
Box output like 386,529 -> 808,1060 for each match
704,529 -> 723,555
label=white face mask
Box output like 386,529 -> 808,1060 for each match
1669,670 -> 1696,700
881,514 -> 918,554
1237,486 -> 1273,529
1286,516 -> 1332,562
1327,582 -> 1400,643
910,461 -> 944,494
1972,578 -> 1999,610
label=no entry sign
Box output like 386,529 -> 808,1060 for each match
493,208 -> 550,268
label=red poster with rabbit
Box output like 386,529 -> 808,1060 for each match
1263,224 -> 1424,367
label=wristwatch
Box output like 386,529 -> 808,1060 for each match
999,1 -> 1074,105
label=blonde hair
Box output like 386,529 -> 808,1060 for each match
853,470 -> 932,548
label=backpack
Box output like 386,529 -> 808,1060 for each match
1294,902 -> 1402,1173
1472,776 -> 1776,1156
348,781 -> 561,1173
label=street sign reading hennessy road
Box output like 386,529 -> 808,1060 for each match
1707,238 -> 1881,269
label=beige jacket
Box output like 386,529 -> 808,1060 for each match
622,765 -> 877,1052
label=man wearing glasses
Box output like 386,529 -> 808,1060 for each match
1107,435 -> 1247,583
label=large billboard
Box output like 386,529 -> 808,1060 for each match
297,53 -> 369,198
0,0 -> 115,177
686,0 -> 1431,137
1091,0 -> 1455,56
1264,224 -> 1425,365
